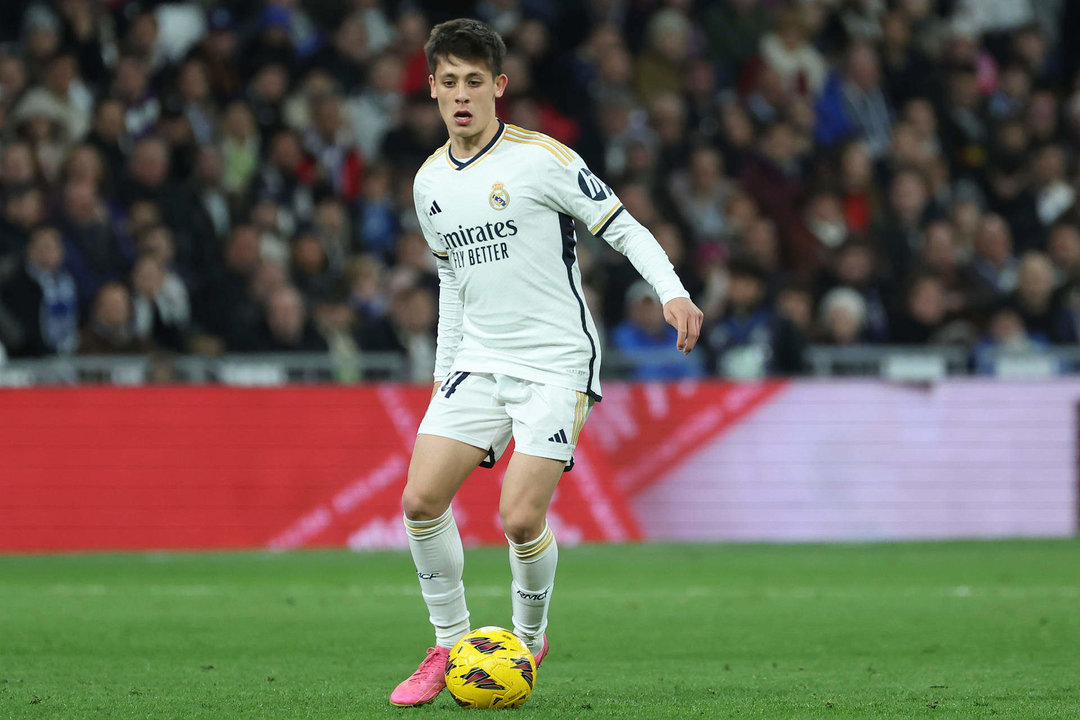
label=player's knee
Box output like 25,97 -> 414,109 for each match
401,486 -> 448,522
500,508 -> 545,545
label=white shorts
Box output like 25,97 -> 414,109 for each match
417,371 -> 594,468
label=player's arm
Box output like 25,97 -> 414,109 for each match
541,152 -> 703,353
414,182 -> 463,384
600,212 -> 703,354
433,259 -> 463,381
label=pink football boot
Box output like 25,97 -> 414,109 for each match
534,635 -> 549,667
389,646 -> 449,707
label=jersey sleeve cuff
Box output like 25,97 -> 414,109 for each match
657,287 -> 690,306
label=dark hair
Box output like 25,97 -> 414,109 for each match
424,18 -> 506,77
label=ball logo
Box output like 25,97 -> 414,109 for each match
577,168 -> 612,201
461,668 -> 506,691
465,636 -> 506,654
489,181 -> 510,210
511,656 -> 535,689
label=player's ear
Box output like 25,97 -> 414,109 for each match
494,73 -> 508,98
428,75 -> 437,99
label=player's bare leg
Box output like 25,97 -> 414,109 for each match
499,452 -> 564,665
391,434 -> 487,707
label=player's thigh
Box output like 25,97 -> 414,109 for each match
406,372 -> 512,519
499,379 -> 594,540
403,433 -> 488,519
499,452 -> 566,542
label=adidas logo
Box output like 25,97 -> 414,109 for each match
547,429 -> 568,444
428,200 -> 442,216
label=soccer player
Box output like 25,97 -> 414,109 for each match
390,18 -> 703,707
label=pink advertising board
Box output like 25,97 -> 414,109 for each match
628,381 -> 1078,542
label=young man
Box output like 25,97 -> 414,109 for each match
391,18 -> 703,707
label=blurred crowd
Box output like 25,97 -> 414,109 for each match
1,0 -> 1079,380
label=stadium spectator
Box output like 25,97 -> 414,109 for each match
257,284 -> 327,353
121,137 -> 199,275
0,225 -> 78,357
1011,251 -> 1078,344
58,177 -> 131,307
705,0 -> 773,78
803,190 -> 849,257
918,218 -> 981,318
194,224 -> 263,352
1032,144 -> 1075,239
188,145 -> 231,257
219,100 -> 260,204
972,304 -> 1052,375
872,166 -> 934,280
85,99 -> 128,187
740,121 -> 814,272
890,273 -> 952,344
1,142 -> 40,192
815,42 -> 893,158
668,146 -> 731,245
817,240 -> 891,343
611,280 -> 694,381
879,10 -> 939,108
702,256 -> 805,377
359,284 -> 436,383
971,214 -> 1019,300
290,228 -> 337,304
1048,223 -> 1080,288
837,141 -> 878,234
818,286 -> 869,346
758,7 -> 827,100
78,282 -> 148,355
131,254 -> 189,353
634,9 -> 691,102
0,185 -> 44,268
346,54 -> 405,162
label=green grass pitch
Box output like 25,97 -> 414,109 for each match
1,540 -> 1078,719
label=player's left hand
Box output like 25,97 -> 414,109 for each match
663,297 -> 704,355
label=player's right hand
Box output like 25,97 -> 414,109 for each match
663,297 -> 704,355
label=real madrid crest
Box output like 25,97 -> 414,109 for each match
489,181 -> 510,210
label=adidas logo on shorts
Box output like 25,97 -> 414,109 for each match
547,429 -> 568,444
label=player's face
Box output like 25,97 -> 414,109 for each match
429,55 -> 508,145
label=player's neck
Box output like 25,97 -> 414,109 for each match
449,117 -> 501,160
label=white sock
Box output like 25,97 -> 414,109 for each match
507,523 -> 557,656
404,507 -> 470,649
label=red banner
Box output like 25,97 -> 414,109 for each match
0,382 -> 784,553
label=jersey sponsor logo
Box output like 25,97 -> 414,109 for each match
489,181 -> 510,210
547,429 -> 568,444
436,220 -> 518,249
428,200 -> 442,216
436,219 -> 518,270
577,168 -> 612,201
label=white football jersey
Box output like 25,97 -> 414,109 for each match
413,120 -> 687,400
